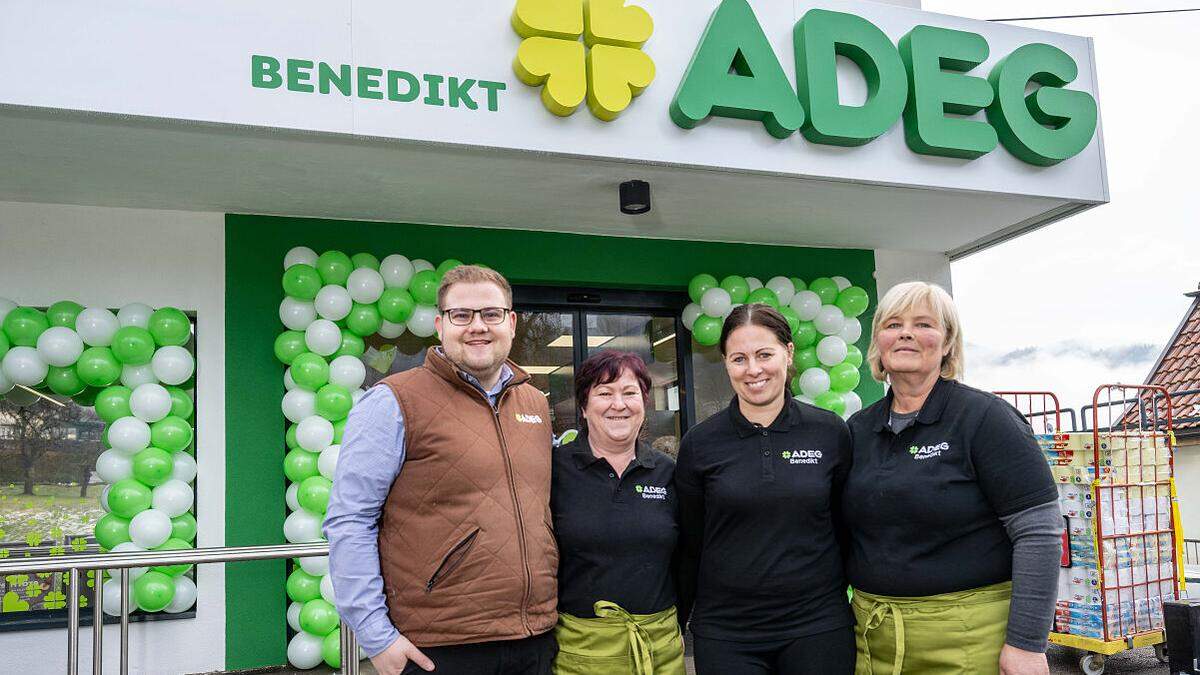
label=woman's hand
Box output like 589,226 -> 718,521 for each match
999,644 -> 1048,675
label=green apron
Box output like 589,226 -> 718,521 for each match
553,601 -> 686,675
852,581 -> 1012,675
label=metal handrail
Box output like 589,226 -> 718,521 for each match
2,542 -> 358,675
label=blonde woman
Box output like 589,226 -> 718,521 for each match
843,281 -> 1061,675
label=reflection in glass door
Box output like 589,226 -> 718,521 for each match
509,311 -> 577,441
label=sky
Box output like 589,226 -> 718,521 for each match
921,1 -> 1200,417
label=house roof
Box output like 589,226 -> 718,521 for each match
1138,287 -> 1200,434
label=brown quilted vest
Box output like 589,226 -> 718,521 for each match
376,349 -> 558,647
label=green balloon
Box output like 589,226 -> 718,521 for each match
845,344 -> 864,368
46,365 -> 86,397
291,353 -> 330,391
436,259 -> 464,277
3,307 -> 49,346
151,416 -> 193,453
789,374 -> 803,396
692,315 -> 722,347
334,333 -> 365,359
132,447 -> 174,486
94,513 -> 132,550
316,250 -> 353,286
171,512 -> 197,543
814,390 -> 846,416
332,418 -> 347,444
316,384 -> 353,421
111,326 -> 156,365
809,277 -> 840,305
284,448 -> 320,483
790,277 -> 808,292
409,270 -> 441,306
166,386 -> 194,420
346,303 -> 382,337
836,286 -> 870,318
746,288 -> 780,309
795,346 -> 819,372
322,630 -> 342,669
298,476 -> 333,514
148,307 -> 191,347
282,264 -> 323,301
0,330 -> 8,361
134,571 -> 175,612
778,306 -> 800,336
377,288 -> 416,324
793,321 -> 818,349
108,479 -> 153,519
351,252 -> 380,270
46,301 -> 84,329
274,331 -> 307,365
95,386 -> 133,423
151,538 -> 194,576
287,568 -> 323,603
285,423 -> 300,450
76,347 -> 122,387
687,274 -> 719,304
829,363 -> 861,393
300,598 -> 341,636
719,275 -> 750,304
73,386 -> 101,407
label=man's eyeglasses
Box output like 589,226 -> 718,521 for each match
442,307 -> 512,326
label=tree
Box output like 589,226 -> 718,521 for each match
0,393 -> 85,496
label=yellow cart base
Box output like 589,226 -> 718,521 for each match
1048,631 -> 1168,674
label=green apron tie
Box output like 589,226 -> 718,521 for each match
553,602 -> 685,675
862,598 -> 906,675
593,601 -> 656,675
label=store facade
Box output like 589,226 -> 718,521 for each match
0,0 -> 1106,671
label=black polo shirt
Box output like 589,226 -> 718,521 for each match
843,378 -> 1058,597
550,435 -> 679,619
675,398 -> 854,642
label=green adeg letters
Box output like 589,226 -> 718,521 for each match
670,0 -> 1098,166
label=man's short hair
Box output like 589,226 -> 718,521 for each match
436,265 -> 514,310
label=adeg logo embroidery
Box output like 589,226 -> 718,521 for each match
781,450 -> 822,465
634,484 -> 668,500
515,413 -> 544,424
909,441 -> 949,460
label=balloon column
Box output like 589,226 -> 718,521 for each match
276,246 -> 470,669
0,298 -> 198,615
682,274 -> 871,418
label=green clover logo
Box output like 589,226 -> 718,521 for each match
782,451 -> 792,459
909,445 -> 919,455
635,485 -> 644,493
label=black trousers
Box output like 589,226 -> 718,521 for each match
692,625 -> 856,675
400,632 -> 557,675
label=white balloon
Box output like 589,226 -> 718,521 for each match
286,482 -> 301,511
36,327 -> 84,367
700,287 -> 732,319
352,388 -> 367,404
766,276 -> 796,306
411,258 -> 435,273
304,320 -> 341,357
284,246 -> 319,270
282,389 -> 317,423
406,305 -> 438,338
0,367 -> 13,395
100,485 -> 112,512
129,509 -> 172,549
0,298 -> 15,327
117,303 -> 154,329
297,416 -> 335,453
287,631 -> 326,670
817,335 -> 849,367
151,480 -> 194,518
790,291 -> 822,321
796,394 -> 816,406
843,391 -> 864,417
121,363 -> 158,389
320,574 -> 337,604
329,356 -> 366,390
314,285 -> 352,322
76,308 -> 120,347
318,445 -> 340,481
286,601 -> 304,632
347,268 -> 385,304
130,383 -> 172,423
172,451 -> 198,483
96,449 -> 134,483
839,317 -> 863,345
380,254 -> 416,289
111,542 -> 149,580
2,347 -> 48,386
799,368 -> 831,398
299,555 -> 330,577
279,297 -> 318,331
100,578 -> 132,617
378,319 -> 407,339
832,276 -> 852,291
284,509 -> 324,544
283,367 -> 297,392
745,277 -> 763,291
164,575 -> 197,613
813,305 -> 846,336
682,303 -> 702,331
151,346 -> 194,385
108,417 -> 151,455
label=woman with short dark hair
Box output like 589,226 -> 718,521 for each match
550,350 -> 685,675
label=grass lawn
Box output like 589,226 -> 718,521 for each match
0,483 -> 104,549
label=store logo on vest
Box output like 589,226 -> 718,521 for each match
634,484 -> 668,500
515,413 -> 544,424
511,0 -> 655,120
909,441 -> 949,460
781,450 -> 822,465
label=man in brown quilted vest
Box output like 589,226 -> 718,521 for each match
325,265 -> 557,675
